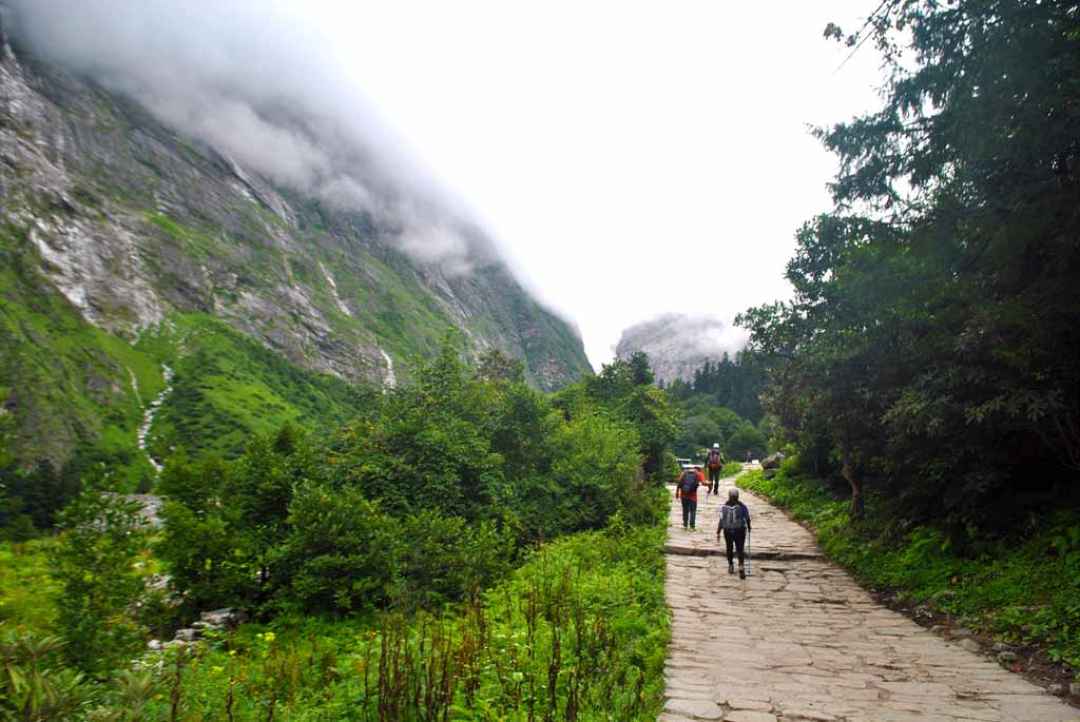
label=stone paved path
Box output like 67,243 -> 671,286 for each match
661,471 -> 1080,722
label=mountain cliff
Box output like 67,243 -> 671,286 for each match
614,314 -> 746,385
0,17 -> 591,480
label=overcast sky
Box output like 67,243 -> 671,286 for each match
13,0 -> 886,368
307,1 -> 885,366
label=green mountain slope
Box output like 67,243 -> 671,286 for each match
0,33 -> 591,474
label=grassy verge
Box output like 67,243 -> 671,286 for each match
721,461 -> 743,476
739,463 -> 1080,675
0,539 -> 60,635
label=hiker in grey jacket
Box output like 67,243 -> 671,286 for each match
717,488 -> 752,579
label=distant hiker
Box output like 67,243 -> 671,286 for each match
717,488 -> 752,578
745,449 -> 752,463
675,466 -> 704,530
706,443 -> 724,494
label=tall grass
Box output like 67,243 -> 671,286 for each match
0,520 -> 669,720
152,522 -> 669,721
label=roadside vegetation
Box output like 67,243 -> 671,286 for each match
738,0 -> 1080,534
0,343 -> 674,721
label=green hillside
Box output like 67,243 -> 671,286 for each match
0,223 -> 373,488
0,39 -> 591,477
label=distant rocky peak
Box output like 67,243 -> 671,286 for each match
615,313 -> 747,384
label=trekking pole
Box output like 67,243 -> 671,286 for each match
745,530 -> 752,577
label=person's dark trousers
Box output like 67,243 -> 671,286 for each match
708,466 -> 721,493
681,498 -> 698,528
723,528 -> 747,564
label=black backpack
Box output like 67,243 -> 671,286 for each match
679,471 -> 698,494
720,503 -> 746,530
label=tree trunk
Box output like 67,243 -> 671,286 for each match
841,450 -> 864,519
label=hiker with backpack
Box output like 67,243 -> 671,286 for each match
717,488 -> 752,578
675,466 -> 704,530
706,443 -> 724,495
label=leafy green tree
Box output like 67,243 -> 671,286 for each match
627,351 -> 655,386
668,353 -> 768,424
725,423 -> 766,461
155,336 -> 654,617
568,353 -> 677,480
547,413 -> 642,531
0,460 -> 81,537
475,348 -> 526,384
52,480 -> 151,675
672,403 -> 749,459
276,482 -> 397,614
337,341 -> 506,521
740,0 -> 1080,528
395,510 -> 513,608
621,386 -> 678,479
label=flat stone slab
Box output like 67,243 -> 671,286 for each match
665,543 -> 823,560
661,474 -> 1080,721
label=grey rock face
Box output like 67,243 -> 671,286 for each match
173,628 -> 200,643
761,452 -> 785,470
0,40 -> 590,393
200,608 -> 247,629
615,313 -> 745,385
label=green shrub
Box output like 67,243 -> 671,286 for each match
276,482 -> 397,614
721,460 -> 744,476
395,510 -> 513,609
0,629 -> 94,721
127,520 -> 669,721
0,539 -> 60,634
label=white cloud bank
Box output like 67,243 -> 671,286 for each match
5,0 -> 487,274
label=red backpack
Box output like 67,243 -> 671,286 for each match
708,449 -> 721,468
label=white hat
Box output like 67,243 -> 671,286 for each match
713,443 -> 720,448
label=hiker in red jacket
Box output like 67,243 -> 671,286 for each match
675,466 -> 705,530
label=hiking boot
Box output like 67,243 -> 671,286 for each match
727,562 -> 735,575
738,564 -> 746,580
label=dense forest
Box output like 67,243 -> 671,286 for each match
735,0 -> 1080,676
739,0 -> 1080,531
664,353 -> 771,460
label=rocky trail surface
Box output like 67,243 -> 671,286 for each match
661,472 -> 1079,722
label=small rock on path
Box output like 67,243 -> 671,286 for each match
660,472 -> 1079,721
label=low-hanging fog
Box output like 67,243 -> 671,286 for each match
4,0 -> 492,274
